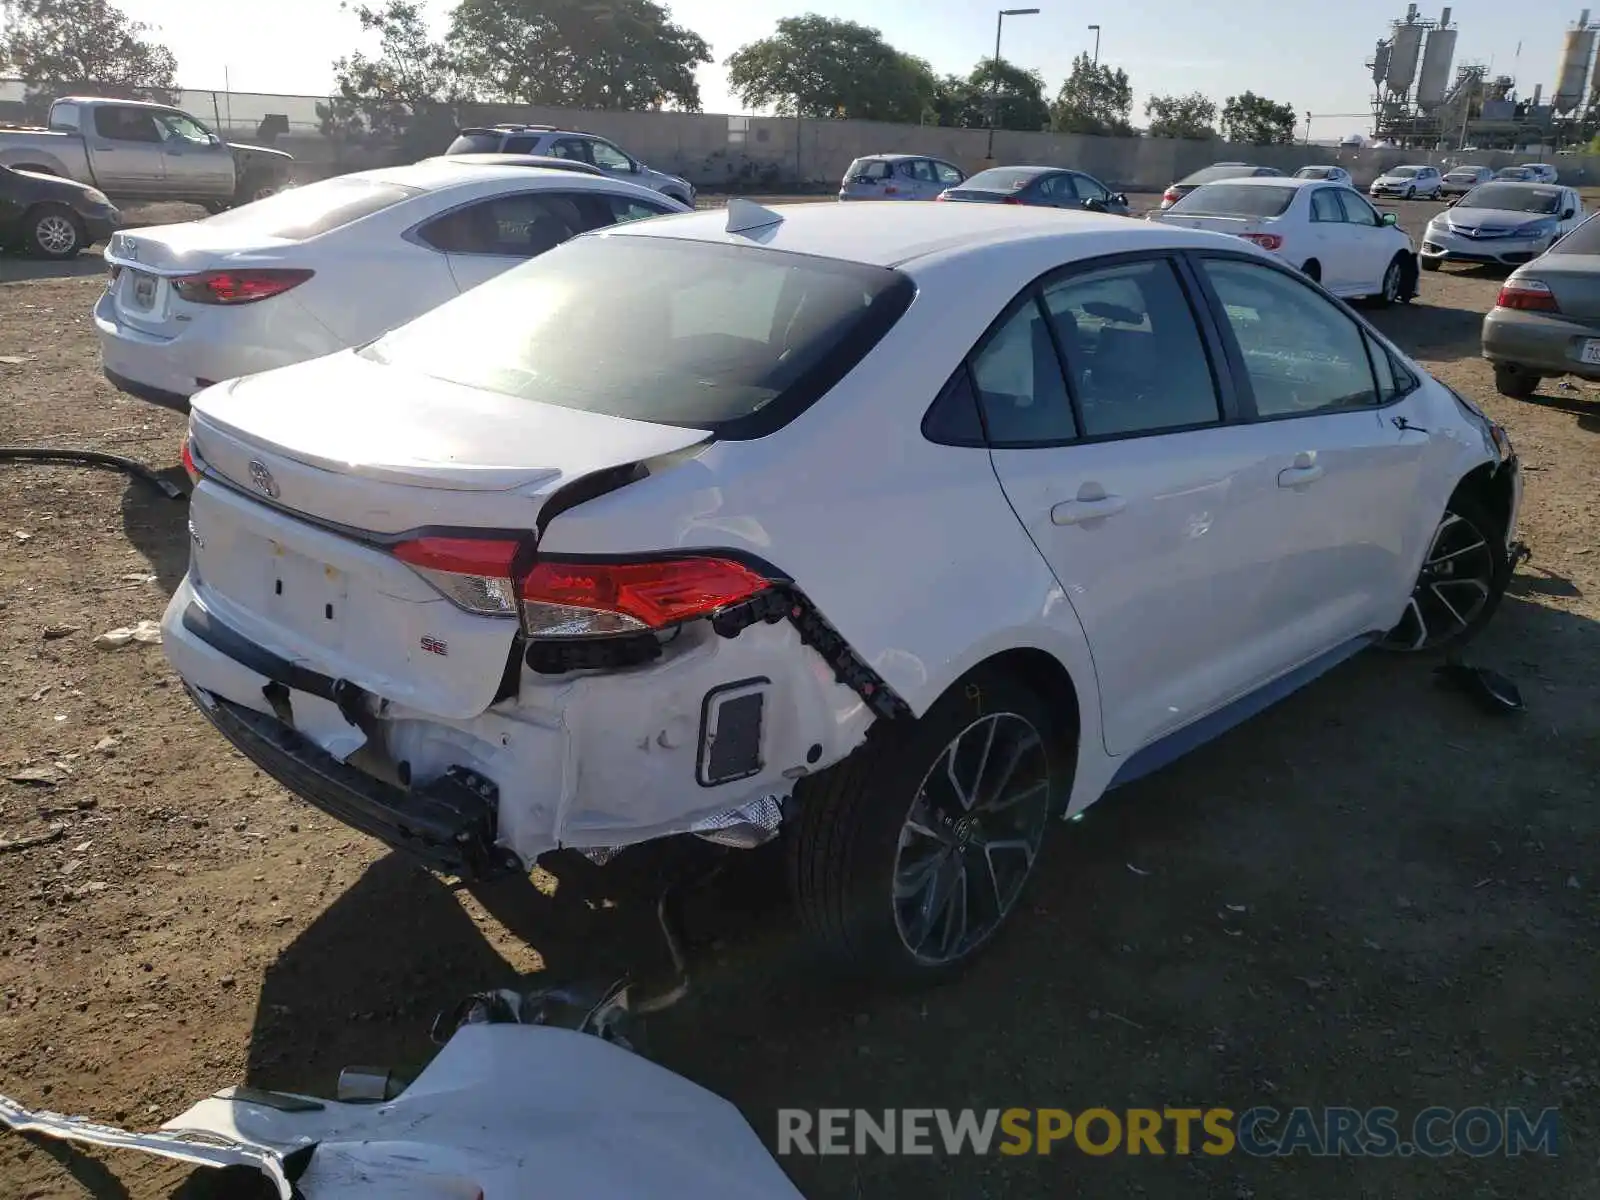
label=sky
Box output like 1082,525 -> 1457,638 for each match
114,0 -> 1570,137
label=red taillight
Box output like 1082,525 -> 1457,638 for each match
883,185 -> 899,195
519,557 -> 773,637
1001,195 -> 1023,205
171,268 -> 314,306
389,539 -> 774,637
180,436 -> 200,485
1163,188 -> 1179,203
1239,232 -> 1284,251
935,192 -> 949,201
1495,278 -> 1558,312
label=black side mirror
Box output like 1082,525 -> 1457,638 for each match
1082,197 -> 1108,213
1562,208 -> 1576,220
1113,192 -> 1128,206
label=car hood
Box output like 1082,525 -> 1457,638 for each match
227,142 -> 294,162
642,164 -> 689,189
1373,174 -> 1420,184
1432,206 -> 1557,230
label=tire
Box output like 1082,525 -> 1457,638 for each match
785,666 -> 1066,985
1373,253 -> 1407,306
1381,492 -> 1510,655
1301,259 -> 1322,283
23,203 -> 83,259
1493,363 -> 1540,400
1405,185 -> 1416,199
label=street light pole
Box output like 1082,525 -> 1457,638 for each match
986,7 -> 1040,160
1088,24 -> 1101,66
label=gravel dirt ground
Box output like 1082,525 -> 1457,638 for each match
1,194 -> 1598,1200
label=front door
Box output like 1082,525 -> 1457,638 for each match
87,105 -> 166,195
151,109 -> 235,200
978,253 -> 1286,756
1333,189 -> 1395,294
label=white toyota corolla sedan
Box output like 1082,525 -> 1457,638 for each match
1152,176 -> 1417,302
94,161 -> 689,406
163,200 -> 1523,983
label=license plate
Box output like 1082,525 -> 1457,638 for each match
1581,339 -> 1600,366
130,272 -> 156,309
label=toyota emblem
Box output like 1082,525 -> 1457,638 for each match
248,459 -> 280,499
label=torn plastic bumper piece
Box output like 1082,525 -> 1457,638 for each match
189,686 -> 513,881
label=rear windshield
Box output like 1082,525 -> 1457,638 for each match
960,167 -> 1043,192
195,177 -> 420,240
446,131 -> 505,154
845,158 -> 892,182
1458,184 -> 1563,214
361,235 -> 915,438
1550,211 -> 1600,256
1294,167 -> 1333,179
1495,168 -> 1532,180
1444,170 -> 1479,180
1180,165 -> 1257,185
1169,183 -> 1297,218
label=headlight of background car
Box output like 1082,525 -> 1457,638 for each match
1516,218 -> 1557,239
83,188 -> 111,208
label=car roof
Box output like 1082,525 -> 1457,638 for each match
596,200 -> 1247,270
854,153 -> 941,162
1199,176 -> 1316,188
55,95 -> 178,111
425,153 -> 605,176
968,165 -> 1056,178
342,160 -> 669,199
1295,165 -> 1343,171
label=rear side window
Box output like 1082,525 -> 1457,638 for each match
1041,260 -> 1221,438
196,176 -> 421,239
969,300 -> 1077,445
417,192 -> 609,256
1310,190 -> 1343,222
48,102 -> 80,131
502,135 -> 540,154
606,195 -> 677,224
362,236 -> 914,437
446,132 -> 505,154
1551,211 -> 1600,256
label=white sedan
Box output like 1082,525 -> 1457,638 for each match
1152,176 -> 1417,302
162,200 -> 1521,983
95,161 -> 690,406
1293,164 -> 1352,186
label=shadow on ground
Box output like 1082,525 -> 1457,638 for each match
0,251 -> 109,284
223,589 -> 1600,1199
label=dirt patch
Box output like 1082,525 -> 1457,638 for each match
1,200 -> 1598,1199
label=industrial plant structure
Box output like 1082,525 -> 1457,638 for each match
1366,6 -> 1600,150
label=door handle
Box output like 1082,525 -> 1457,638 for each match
1278,451 -> 1324,489
1052,487 -> 1126,525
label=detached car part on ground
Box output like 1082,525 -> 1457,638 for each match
1483,209 -> 1600,399
0,162 -> 120,259
163,200 -> 1522,984
0,1013 -> 803,1199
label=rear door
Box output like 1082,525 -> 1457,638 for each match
87,105 -> 166,194
978,252 -> 1299,756
1188,253 -> 1421,658
414,189 -> 613,291
1034,173 -> 1078,208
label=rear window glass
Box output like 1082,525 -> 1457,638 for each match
1180,165 -> 1257,185
1294,167 -> 1333,179
361,236 -> 915,437
1458,184 -> 1563,214
962,168 -> 1045,192
447,132 -> 505,154
1550,211 -> 1600,256
1169,183 -> 1297,218
845,158 -> 893,181
194,177 -> 420,240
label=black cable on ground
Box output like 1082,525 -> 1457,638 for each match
0,447 -> 188,500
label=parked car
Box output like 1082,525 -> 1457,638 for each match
1159,163 -> 1283,209
1293,165 -> 1353,186
1440,165 -> 1494,196
1516,163 -> 1560,184
1482,210 -> 1600,399
162,199 -> 1521,983
444,124 -> 694,206
0,161 -> 120,258
1152,177 -> 1415,302
1493,166 -> 1536,182
1369,165 -> 1444,200
419,152 -> 605,177
1420,182 -> 1585,272
0,96 -> 292,211
95,161 -> 689,407
838,154 -> 966,201
936,165 -> 1131,215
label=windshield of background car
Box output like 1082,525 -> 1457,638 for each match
1181,165 -> 1257,185
1388,167 -> 1421,178
962,167 -> 1044,192
1548,211 -> 1600,256
1457,184 -> 1562,215
1169,183 -> 1296,218
361,235 -> 916,436
194,177 -> 421,239
446,132 -> 504,154
1495,169 -> 1532,180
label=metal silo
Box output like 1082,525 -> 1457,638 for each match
1387,21 -> 1426,93
1416,10 -> 1457,109
1371,40 -> 1393,87
1554,16 -> 1597,114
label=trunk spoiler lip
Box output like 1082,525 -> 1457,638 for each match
0,1090 -> 313,1200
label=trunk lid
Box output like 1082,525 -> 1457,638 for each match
1156,213 -> 1264,237
185,351 -> 711,721
104,223 -> 299,337
1527,255 -> 1600,325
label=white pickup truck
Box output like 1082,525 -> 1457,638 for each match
0,96 -> 293,211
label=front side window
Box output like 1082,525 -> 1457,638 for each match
1074,174 -> 1109,201
1336,191 -> 1380,226
154,111 -> 212,144
1041,259 -> 1221,438
607,195 -> 676,224
588,140 -> 632,171
1199,258 -> 1378,418
934,161 -> 964,185
501,135 -> 539,154
363,236 -> 913,435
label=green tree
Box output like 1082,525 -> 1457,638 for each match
449,0 -> 711,111
1220,90 -> 1298,145
725,15 -> 937,122
0,0 -> 177,117
1050,52 -> 1133,136
930,59 -> 1048,130
1144,92 -> 1218,140
316,1 -> 467,161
